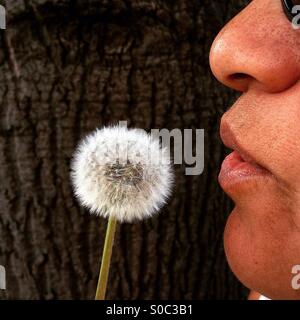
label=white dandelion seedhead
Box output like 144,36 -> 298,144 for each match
71,125 -> 173,222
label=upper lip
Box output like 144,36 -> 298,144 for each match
220,118 -> 268,170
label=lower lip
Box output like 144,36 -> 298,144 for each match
219,151 -> 270,190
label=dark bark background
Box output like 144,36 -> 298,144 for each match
0,0 -> 250,299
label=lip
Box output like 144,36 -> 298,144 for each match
219,150 -> 270,190
219,120 -> 272,191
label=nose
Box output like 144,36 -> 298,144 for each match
209,0 -> 300,93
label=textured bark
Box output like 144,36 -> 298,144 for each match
0,0 -> 249,299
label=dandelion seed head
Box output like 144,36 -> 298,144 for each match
71,125 -> 173,222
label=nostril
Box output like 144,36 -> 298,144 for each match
229,73 -> 249,81
226,73 -> 251,92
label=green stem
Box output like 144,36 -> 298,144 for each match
95,216 -> 117,300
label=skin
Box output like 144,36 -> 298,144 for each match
248,290 -> 261,300
209,0 -> 300,299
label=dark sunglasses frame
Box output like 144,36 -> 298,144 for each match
282,0 -> 300,21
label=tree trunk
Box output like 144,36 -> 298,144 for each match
0,0 -> 249,299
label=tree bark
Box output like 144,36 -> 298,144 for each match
0,0 -> 249,299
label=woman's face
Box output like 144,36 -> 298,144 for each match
210,0 -> 300,299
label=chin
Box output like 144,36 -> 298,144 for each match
223,207 -> 300,300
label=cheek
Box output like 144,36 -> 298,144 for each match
228,89 -> 300,191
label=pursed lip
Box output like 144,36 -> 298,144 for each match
219,119 -> 272,191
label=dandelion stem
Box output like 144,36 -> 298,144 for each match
95,216 -> 117,300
